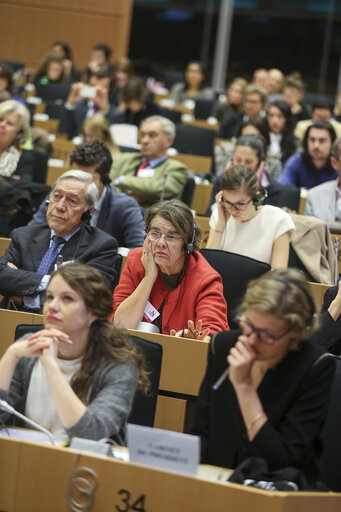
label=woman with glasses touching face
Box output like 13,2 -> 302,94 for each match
191,268 -> 335,483
206,165 -> 295,268
111,199 -> 228,338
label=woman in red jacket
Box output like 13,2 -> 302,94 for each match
111,199 -> 229,338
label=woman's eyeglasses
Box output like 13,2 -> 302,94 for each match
220,197 -> 253,211
237,316 -> 292,345
147,231 -> 182,243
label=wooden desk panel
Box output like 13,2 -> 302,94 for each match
1,437 -> 340,512
0,309 -> 43,357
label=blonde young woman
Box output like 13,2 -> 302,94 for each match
80,114 -> 121,161
206,165 -> 295,268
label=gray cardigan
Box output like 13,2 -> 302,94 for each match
0,355 -> 139,444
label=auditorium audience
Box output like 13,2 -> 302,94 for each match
304,136 -> 341,224
111,115 -> 188,208
32,52 -> 66,86
266,68 -> 284,102
111,77 -> 161,127
0,169 -> 118,311
111,199 -> 228,336
58,70 -> 118,140
30,141 -> 144,249
265,100 -> 299,168
282,73 -> 310,125
218,84 -> 267,139
295,97 -> 341,140
278,120 -> 337,188
191,268 -> 335,484
80,114 -> 121,160
0,262 -> 148,443
211,77 -> 247,123
0,100 -> 31,179
51,40 -> 81,83
110,57 -> 134,105
207,164 -> 295,268
252,68 -> 268,90
170,61 -> 214,105
85,43 -> 113,82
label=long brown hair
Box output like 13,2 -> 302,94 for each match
48,262 -> 149,400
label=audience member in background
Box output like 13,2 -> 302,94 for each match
51,40 -> 81,83
304,136 -> 341,225
0,100 -> 31,179
0,170 -> 118,311
215,119 -> 282,178
58,70 -> 118,140
266,68 -> 285,102
111,77 -> 161,127
218,84 -> 267,139
170,61 -> 214,105
278,120 -> 337,188
334,90 -> 341,122
295,97 -> 341,140
282,73 -> 310,125
265,100 -> 299,169
252,68 -> 268,90
211,77 -> 247,123
207,165 -> 295,268
112,199 -> 228,336
30,141 -> 144,249
80,114 -> 121,160
0,262 -> 148,443
0,63 -> 24,104
85,43 -> 113,82
111,115 -> 188,208
110,57 -> 134,105
211,135 -> 289,217
191,268 -> 335,484
32,52 -> 66,86
30,127 -> 54,156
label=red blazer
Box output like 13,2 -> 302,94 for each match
111,248 -> 229,335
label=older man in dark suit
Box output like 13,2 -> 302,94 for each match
0,170 -> 118,312
30,141 -> 144,248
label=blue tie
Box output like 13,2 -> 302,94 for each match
37,236 -> 65,275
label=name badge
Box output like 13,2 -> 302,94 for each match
143,301 -> 160,322
137,168 -> 154,178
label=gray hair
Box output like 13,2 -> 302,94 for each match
331,136 -> 341,160
141,115 -> 176,140
54,170 -> 98,207
0,99 -> 31,145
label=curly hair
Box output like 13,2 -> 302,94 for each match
48,263 -> 150,400
69,140 -> 113,185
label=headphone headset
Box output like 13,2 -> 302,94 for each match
184,221 -> 198,255
81,209 -> 92,222
271,277 -> 317,326
252,187 -> 268,206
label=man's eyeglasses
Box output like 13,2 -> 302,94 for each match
147,231 -> 182,243
237,316 -> 292,345
220,197 -> 253,211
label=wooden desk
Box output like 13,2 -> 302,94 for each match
169,153 -> 212,174
195,216 -> 210,248
0,236 -> 11,256
0,437 -> 340,512
191,183 -> 213,215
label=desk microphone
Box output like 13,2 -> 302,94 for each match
160,172 -> 168,202
0,399 -> 56,445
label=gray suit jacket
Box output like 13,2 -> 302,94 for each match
0,223 -> 118,298
304,179 -> 338,223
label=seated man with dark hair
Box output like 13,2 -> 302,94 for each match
295,97 -> 341,140
58,70 -> 118,140
0,170 -> 118,312
30,140 -> 144,248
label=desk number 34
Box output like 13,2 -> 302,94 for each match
115,489 -> 146,512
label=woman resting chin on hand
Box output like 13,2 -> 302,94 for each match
0,262 -> 149,443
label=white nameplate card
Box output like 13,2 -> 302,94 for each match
127,424 -> 200,475
143,301 -> 160,322
136,168 -> 154,178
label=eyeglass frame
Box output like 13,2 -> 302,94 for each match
237,315 -> 293,345
144,230 -> 183,244
219,196 -> 253,211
